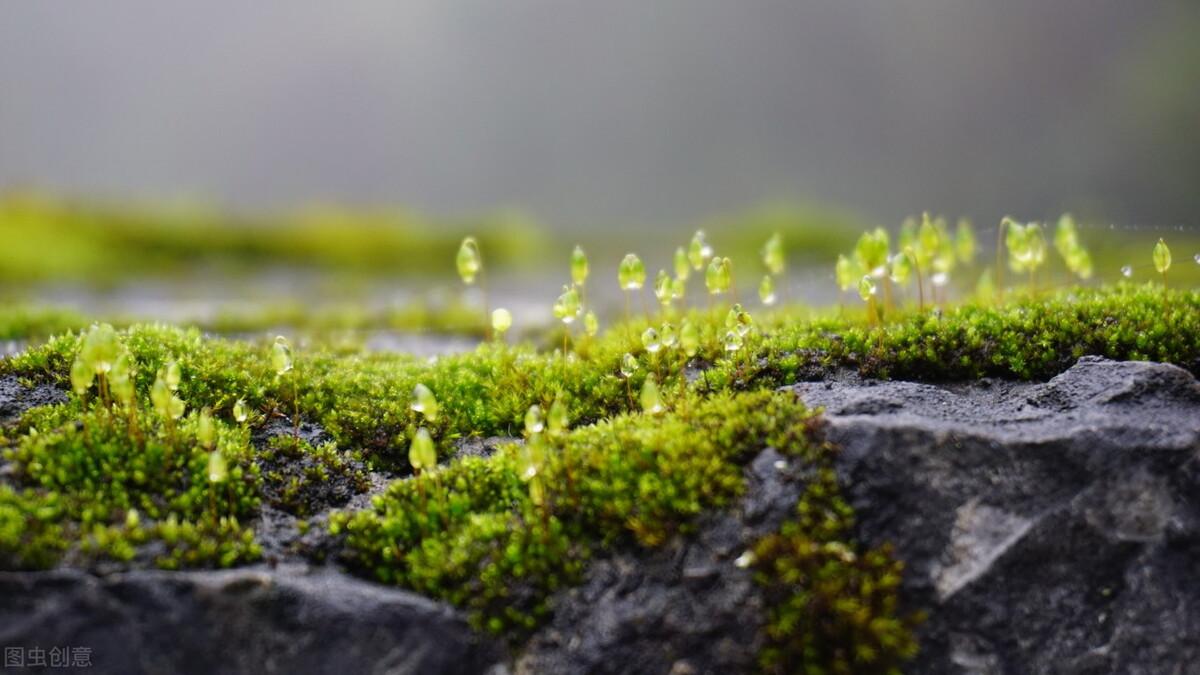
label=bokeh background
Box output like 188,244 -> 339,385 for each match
1,1 -> 1197,328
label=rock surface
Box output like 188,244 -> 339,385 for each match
0,566 -> 505,675
787,357 -> 1200,675
0,374 -> 65,425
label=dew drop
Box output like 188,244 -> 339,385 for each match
1194,253 -> 1200,265
1121,265 -> 1133,278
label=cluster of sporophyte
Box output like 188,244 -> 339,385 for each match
1,387 -> 261,570
829,212 -> 1200,318
751,467 -> 922,674
0,325 -> 372,569
4,285 -> 1197,475
836,214 -> 978,315
705,283 -> 1199,387
329,390 -> 828,636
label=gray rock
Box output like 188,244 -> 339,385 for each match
786,357 -> 1200,675
452,436 -> 521,462
0,567 -> 506,675
0,374 -> 66,425
516,447 -> 808,675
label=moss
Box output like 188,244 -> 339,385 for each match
332,390 -> 823,635
0,192 -> 547,284
752,467 -> 923,674
258,435 -> 371,517
4,285 -> 1196,471
2,401 -> 262,569
0,283 -> 1194,655
0,299 -> 487,343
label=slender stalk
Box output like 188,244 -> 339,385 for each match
292,375 -> 300,450
624,290 -> 633,343
913,258 -> 925,311
1163,270 -> 1169,315
996,219 -> 1007,301
562,330 -> 570,387
677,354 -> 688,415
209,487 -> 218,526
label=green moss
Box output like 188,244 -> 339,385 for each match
0,192 -> 547,284
332,390 -> 823,635
752,467 -> 923,674
0,283 -> 1195,658
5,285 -> 1196,472
0,298 -> 487,343
2,402 -> 261,569
259,435 -> 371,517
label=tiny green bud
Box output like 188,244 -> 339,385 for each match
151,370 -> 185,420
618,253 -> 646,290
620,353 -> 639,378
654,269 -> 673,307
109,353 -> 135,406
758,275 -> 776,305
641,327 -> 661,354
736,309 -> 753,337
640,376 -> 664,415
762,233 -> 785,275
890,250 -> 912,285
547,396 -> 569,437
723,330 -> 743,353
918,213 -> 940,266
688,230 -> 712,270
197,409 -> 216,449
680,320 -> 700,357
705,257 -> 732,295
524,404 -> 544,435
70,357 -> 94,397
552,285 -> 581,324
271,336 -> 293,376
955,218 -> 976,264
491,307 -> 513,336
671,277 -> 686,301
584,310 -> 599,337
411,383 -> 439,423
858,275 -> 877,302
408,427 -> 437,473
660,322 -> 677,349
520,433 -> 546,481
854,228 -> 889,277
80,323 -> 120,376
674,246 -> 691,281
456,236 -> 482,284
233,398 -> 248,423
725,305 -> 742,332
207,450 -> 228,484
1153,238 -> 1171,274
835,254 -> 859,292
570,245 -> 589,286
164,360 -> 181,392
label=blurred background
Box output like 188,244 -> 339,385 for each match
1,1 -> 1197,338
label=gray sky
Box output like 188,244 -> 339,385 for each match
1,1 -> 1195,228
